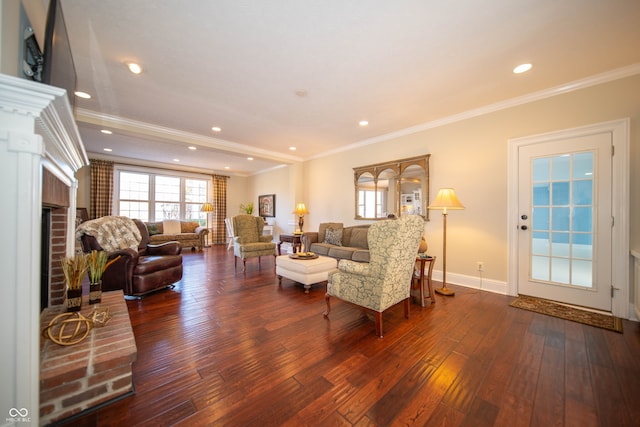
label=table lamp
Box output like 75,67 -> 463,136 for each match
292,203 -> 309,233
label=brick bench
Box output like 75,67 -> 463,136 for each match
39,290 -> 137,425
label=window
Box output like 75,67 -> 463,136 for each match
116,168 -> 209,225
155,175 -> 180,220
358,189 -> 384,218
185,179 -> 208,222
119,172 -> 150,220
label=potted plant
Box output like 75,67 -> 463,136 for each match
240,202 -> 254,214
61,254 -> 88,311
86,250 -> 120,304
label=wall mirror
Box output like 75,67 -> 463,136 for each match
354,154 -> 430,220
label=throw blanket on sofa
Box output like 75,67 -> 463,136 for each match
76,216 -> 142,252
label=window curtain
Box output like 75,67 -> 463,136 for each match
212,174 -> 228,244
89,159 -> 114,219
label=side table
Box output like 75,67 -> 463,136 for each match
413,256 -> 436,307
278,233 -> 302,255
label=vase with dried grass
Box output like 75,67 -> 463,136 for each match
61,254 -> 88,312
86,250 -> 120,304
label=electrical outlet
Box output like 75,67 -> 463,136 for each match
476,261 -> 484,271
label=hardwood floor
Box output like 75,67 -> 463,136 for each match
67,246 -> 640,426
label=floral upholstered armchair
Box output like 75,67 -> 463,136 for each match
232,214 -> 277,271
324,215 -> 424,337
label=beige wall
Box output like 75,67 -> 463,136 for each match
247,164 -> 302,238
250,74 -> 640,288
76,165 -> 90,209
226,174 -> 249,219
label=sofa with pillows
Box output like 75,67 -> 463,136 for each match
301,222 -> 371,262
145,219 -> 209,251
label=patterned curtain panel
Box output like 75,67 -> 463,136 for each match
89,159 -> 114,219
212,175 -> 228,244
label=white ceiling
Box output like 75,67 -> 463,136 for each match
60,0 -> 640,175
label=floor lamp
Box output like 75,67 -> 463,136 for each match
428,188 -> 465,296
201,202 -> 214,247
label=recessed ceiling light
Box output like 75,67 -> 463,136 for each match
289,146 -> 297,151
173,158 -> 180,162
359,120 -> 369,127
211,126 -> 222,132
247,157 -> 254,161
74,91 -> 91,99
188,146 -> 197,150
100,129 -> 112,135
127,62 -> 143,74
513,63 -> 532,74
103,148 -> 112,152
224,166 -> 230,170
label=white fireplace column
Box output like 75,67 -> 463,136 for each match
0,73 -> 87,426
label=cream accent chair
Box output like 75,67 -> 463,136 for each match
324,215 -> 424,337
232,214 -> 277,271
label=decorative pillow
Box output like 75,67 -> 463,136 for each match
146,222 -> 162,236
324,227 -> 343,246
181,221 -> 198,233
163,219 -> 181,235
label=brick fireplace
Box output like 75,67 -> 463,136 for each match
45,207 -> 69,308
1,73 -> 88,425
0,73 -> 140,425
40,166 -> 81,309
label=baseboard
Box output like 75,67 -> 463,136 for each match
430,270 -> 508,295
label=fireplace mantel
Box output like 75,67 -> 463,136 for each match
0,73 -> 88,425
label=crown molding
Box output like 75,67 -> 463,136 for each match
75,108 -> 303,164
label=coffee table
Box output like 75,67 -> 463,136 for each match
277,233 -> 302,255
276,254 -> 337,293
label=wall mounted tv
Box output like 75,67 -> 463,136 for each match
25,0 -> 77,109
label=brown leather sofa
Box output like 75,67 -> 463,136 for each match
80,219 -> 183,297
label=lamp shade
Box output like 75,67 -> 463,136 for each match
201,202 -> 214,213
428,188 -> 465,210
292,203 -> 309,215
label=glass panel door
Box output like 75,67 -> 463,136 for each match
531,153 -> 593,288
517,132 -> 612,311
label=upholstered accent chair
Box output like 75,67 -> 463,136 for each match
232,214 -> 277,271
78,217 -> 183,297
324,215 -> 424,337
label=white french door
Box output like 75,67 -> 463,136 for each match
517,132 -> 613,311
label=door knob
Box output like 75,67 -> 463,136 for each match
520,225 -> 528,230
521,214 -> 528,220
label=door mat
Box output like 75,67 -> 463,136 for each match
510,295 -> 623,333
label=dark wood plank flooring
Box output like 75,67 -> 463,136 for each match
65,246 -> 640,426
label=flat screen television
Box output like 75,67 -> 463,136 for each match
42,0 -> 77,109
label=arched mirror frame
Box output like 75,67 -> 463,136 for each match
354,154 -> 430,220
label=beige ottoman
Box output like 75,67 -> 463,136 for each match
276,255 -> 338,293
